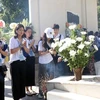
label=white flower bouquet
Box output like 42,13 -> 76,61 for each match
51,25 -> 98,71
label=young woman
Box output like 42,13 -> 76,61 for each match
38,27 -> 55,99
24,27 -> 36,96
9,24 -> 28,100
0,40 -> 8,100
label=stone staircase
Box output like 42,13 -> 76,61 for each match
46,76 -> 100,100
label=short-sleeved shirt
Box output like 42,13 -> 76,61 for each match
9,37 -> 26,63
53,33 -> 64,40
24,38 -> 35,57
38,41 -> 53,64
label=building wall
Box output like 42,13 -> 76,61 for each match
29,0 -> 98,42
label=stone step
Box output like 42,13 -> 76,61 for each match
47,76 -> 100,99
47,89 -> 100,100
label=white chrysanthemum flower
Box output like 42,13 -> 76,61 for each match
78,44 -> 85,50
64,38 -> 71,42
84,41 -> 91,45
54,38 -> 59,42
10,23 -> 17,29
51,42 -> 59,49
84,53 -> 89,57
69,24 -> 77,30
89,35 -> 95,42
58,41 -> 63,47
76,37 -> 83,42
93,45 -> 98,51
71,39 -> 76,44
59,46 -> 64,52
64,58 -> 68,62
81,31 -> 87,35
69,50 -> 76,57
63,41 -> 71,48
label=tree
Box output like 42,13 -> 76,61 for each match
0,0 -> 29,24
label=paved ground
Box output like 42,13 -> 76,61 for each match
5,78 -> 44,100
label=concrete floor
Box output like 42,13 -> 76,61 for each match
5,78 -> 44,100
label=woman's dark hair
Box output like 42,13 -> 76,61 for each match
53,24 -> 60,29
14,24 -> 24,38
24,26 -> 33,39
42,33 -> 51,50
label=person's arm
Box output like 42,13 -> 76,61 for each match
10,47 -> 20,54
38,41 -> 49,56
0,48 -> 8,56
39,50 -> 49,56
22,41 -> 30,53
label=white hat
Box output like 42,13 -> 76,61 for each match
44,27 -> 53,38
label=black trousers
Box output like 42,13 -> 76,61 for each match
10,60 -> 26,100
0,68 -> 4,100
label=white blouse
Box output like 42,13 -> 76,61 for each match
9,37 -> 26,63
38,41 -> 53,64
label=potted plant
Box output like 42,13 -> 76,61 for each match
51,24 -> 98,81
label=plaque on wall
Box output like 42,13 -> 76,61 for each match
67,12 -> 79,24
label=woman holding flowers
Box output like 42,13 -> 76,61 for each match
38,27 -> 55,99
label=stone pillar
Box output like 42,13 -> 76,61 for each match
86,0 -> 98,31
28,0 -> 41,43
81,0 -> 87,29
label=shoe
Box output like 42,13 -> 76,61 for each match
26,91 -> 33,96
38,94 -> 44,99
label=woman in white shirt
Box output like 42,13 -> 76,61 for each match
0,40 -> 8,100
38,27 -> 55,99
23,27 -> 36,96
9,24 -> 28,100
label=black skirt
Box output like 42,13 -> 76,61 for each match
25,56 -> 35,86
10,60 -> 26,100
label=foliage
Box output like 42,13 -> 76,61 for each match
0,18 -> 36,44
51,25 -> 97,71
20,18 -> 36,34
0,0 -> 29,24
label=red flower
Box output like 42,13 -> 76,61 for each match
0,20 -> 5,28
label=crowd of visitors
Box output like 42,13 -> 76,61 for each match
0,23 -> 100,100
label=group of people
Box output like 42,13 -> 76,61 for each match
0,24 -> 36,100
0,23 -> 100,100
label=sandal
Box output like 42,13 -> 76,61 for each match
26,91 -> 33,96
30,90 -> 37,95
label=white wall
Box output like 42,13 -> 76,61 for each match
29,0 -> 98,42
86,0 -> 98,32
39,0 -> 82,35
